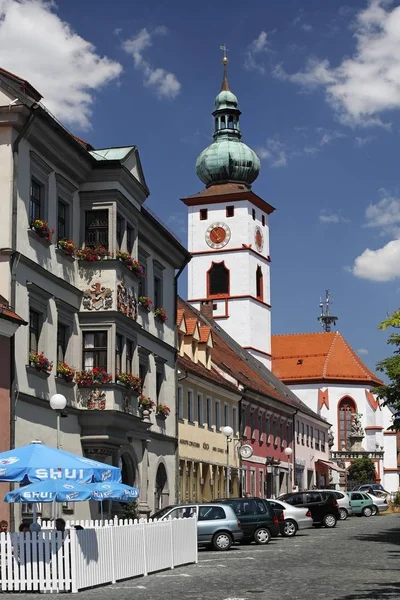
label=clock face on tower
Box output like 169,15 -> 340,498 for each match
205,222 -> 231,249
254,225 -> 264,252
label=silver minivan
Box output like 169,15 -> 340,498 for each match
151,503 -> 243,550
316,489 -> 353,520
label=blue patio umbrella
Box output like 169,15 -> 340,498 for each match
0,441 -> 121,484
4,480 -> 93,504
87,482 -> 140,502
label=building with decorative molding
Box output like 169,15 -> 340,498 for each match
272,331 -> 398,492
0,66 -> 190,523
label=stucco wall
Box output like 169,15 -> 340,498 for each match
0,336 -> 11,522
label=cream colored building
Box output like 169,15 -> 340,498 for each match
177,302 -> 241,502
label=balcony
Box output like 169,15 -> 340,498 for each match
331,450 -> 384,461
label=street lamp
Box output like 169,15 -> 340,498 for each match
284,447 -> 293,493
50,394 -> 67,450
221,426 -> 234,498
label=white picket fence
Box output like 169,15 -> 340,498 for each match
0,517 -> 198,593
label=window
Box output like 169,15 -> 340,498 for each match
262,214 -> 265,226
310,426 -> 314,448
57,323 -> 68,363
215,401 -> 221,430
206,397 -> 212,428
57,200 -> 68,241
257,477 -> 264,501
126,224 -> 134,254
296,421 -> 300,443
306,425 -> 310,446
139,362 -> 147,391
301,422 -> 305,444
208,262 -> 229,297
305,492 -> 322,504
200,209 -> 208,221
187,390 -> 194,423
252,208 -> 256,220
126,339 -> 134,373
30,179 -> 42,223
224,404 -> 229,427
29,309 -> 40,354
198,506 -> 225,520
256,266 -> 263,301
321,431 -> 326,452
226,206 -> 234,218
115,334 -> 123,375
178,386 -> 183,420
138,249 -> 147,296
197,393 -> 203,426
83,331 -> 107,371
352,493 -> 362,501
250,471 -> 255,496
338,397 -> 356,450
233,407 -> 238,435
280,422 -> 284,446
156,370 -> 164,401
116,215 -> 123,249
316,429 -> 320,450
85,210 -> 109,249
154,274 -> 163,308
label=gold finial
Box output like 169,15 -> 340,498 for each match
220,44 -> 229,65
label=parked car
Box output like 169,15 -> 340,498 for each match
366,492 -> 389,515
314,489 -> 353,520
267,498 -> 313,537
353,483 -> 388,495
278,491 -> 340,528
217,497 -> 279,545
151,503 -> 243,550
347,492 -> 374,517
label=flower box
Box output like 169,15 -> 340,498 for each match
156,404 -> 170,418
154,307 -> 167,323
75,368 -> 112,386
138,296 -> 153,312
116,251 -> 145,278
56,362 -> 76,382
138,394 -> 155,412
76,245 -> 111,262
31,220 -> 55,244
57,239 -> 76,257
29,351 -> 53,374
116,372 -> 142,393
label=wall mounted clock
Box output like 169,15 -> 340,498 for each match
254,225 -> 264,252
205,222 -> 231,249
239,444 -> 254,459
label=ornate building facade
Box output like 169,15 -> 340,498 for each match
0,67 -> 190,523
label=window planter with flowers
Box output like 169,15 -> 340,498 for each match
56,363 -> 75,383
75,367 -> 112,387
57,239 -> 76,257
138,296 -> 152,312
138,395 -> 155,419
154,307 -> 167,323
156,404 -> 170,419
76,245 -> 111,262
29,351 -> 53,374
116,251 -> 146,278
116,372 -> 142,393
30,220 -> 55,244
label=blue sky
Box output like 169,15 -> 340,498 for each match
1,0 -> 400,375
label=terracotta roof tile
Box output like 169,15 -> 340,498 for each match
185,318 -> 198,336
272,332 -> 383,386
176,309 -> 185,327
199,326 -> 211,343
0,299 -> 26,325
178,353 -> 239,394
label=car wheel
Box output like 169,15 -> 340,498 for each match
212,532 -> 232,551
323,514 -> 337,528
282,519 -> 297,537
339,508 -> 348,521
362,506 -> 373,518
371,505 -> 378,516
254,527 -> 271,545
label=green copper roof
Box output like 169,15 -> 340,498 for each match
89,146 -> 135,161
196,61 -> 260,188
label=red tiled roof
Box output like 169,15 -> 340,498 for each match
185,318 -> 198,336
272,332 -> 383,386
177,309 -> 185,327
0,297 -> 26,326
178,353 -> 239,394
199,326 -> 211,343
181,183 -> 275,215
0,66 -> 42,102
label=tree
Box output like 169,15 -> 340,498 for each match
376,310 -> 400,426
347,458 -> 376,484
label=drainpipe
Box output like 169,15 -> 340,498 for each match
9,104 -> 39,531
292,409 -> 298,490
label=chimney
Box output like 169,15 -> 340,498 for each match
200,300 -> 213,321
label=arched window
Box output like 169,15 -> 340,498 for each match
220,116 -> 226,129
256,266 -> 263,300
207,262 -> 230,297
228,115 -> 234,129
338,397 -> 357,450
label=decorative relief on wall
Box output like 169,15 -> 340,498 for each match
83,282 -> 112,311
117,279 -> 137,321
87,389 -> 106,410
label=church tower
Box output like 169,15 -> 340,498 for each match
182,53 -> 275,369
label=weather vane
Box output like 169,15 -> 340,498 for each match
220,44 -> 229,64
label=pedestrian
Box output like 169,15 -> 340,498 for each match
55,518 -> 66,532
0,520 -> 8,534
19,523 -> 30,533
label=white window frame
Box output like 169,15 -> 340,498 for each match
177,385 -> 183,420
224,403 -> 230,427
197,393 -> 204,426
206,397 -> 213,429
232,407 -> 238,436
215,400 -> 221,431
187,388 -> 194,423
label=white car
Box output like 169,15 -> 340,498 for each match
267,498 -> 313,537
366,492 -> 389,515
315,489 -> 353,520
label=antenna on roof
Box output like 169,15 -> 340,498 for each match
318,290 -> 338,333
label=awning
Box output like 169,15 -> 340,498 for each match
317,459 -> 346,473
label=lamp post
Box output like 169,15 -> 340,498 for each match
284,447 -> 293,493
221,426 -> 233,498
50,394 -> 67,449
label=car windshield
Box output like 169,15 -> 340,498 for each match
152,506 -> 176,519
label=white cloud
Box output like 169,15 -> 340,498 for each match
355,135 -> 375,147
275,0 -> 400,128
301,23 -> 313,32
319,210 -> 350,224
0,0 -> 122,129
257,138 -> 287,167
357,347 -> 369,355
244,31 -> 272,74
122,27 -> 181,99
352,239 -> 400,281
364,192 -> 400,231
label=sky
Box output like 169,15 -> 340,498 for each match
1,0 -> 399,376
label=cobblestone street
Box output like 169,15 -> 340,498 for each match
8,512 -> 400,600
